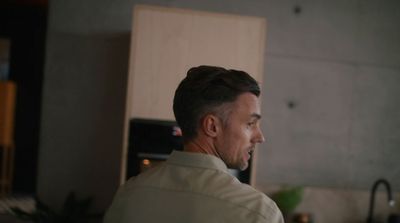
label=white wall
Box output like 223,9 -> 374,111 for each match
38,0 -> 400,219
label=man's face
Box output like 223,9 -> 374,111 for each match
215,92 -> 265,170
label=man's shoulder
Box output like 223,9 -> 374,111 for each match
200,172 -> 280,219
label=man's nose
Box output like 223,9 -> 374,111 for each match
253,126 -> 265,143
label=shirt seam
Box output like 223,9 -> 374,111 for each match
165,162 -> 229,173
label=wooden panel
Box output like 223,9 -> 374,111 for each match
0,81 -> 16,196
127,5 -> 266,120
0,81 -> 16,146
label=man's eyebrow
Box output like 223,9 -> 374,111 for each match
251,113 -> 262,120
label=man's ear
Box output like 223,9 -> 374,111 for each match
201,114 -> 221,138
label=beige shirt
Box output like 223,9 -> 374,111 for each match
104,151 -> 284,223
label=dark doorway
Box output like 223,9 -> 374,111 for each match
0,1 -> 48,195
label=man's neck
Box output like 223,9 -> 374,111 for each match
184,137 -> 219,158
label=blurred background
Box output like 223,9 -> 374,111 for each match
0,0 -> 399,222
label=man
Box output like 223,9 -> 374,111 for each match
104,65 -> 283,223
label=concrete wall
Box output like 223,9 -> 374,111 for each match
256,0 -> 400,191
37,0 -> 400,221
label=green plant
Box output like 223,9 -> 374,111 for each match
9,192 -> 101,223
271,186 -> 304,216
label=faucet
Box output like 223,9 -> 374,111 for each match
367,178 -> 396,223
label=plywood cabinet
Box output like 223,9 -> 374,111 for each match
127,5 -> 266,121
123,5 -> 267,184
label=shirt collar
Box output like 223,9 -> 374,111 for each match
167,150 -> 229,173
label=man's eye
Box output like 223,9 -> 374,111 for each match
247,122 -> 256,127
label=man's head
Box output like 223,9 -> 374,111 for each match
173,65 -> 260,141
173,65 -> 265,170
